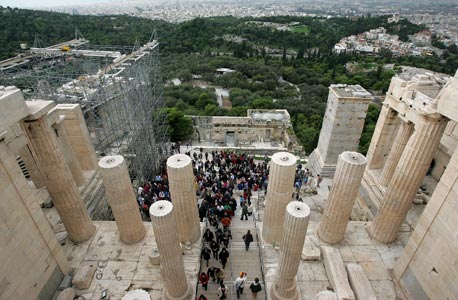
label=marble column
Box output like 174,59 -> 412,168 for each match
369,114 -> 447,243
167,154 -> 200,243
55,104 -> 98,171
18,144 -> 45,188
365,104 -> 399,170
379,121 -> 414,187
270,201 -> 310,300
23,115 -> 95,243
262,151 -> 297,244
317,151 -> 367,244
149,201 -> 192,300
99,155 -> 146,244
53,116 -> 86,187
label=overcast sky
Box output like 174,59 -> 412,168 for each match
0,0 -> 113,7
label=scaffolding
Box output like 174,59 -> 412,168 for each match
0,36 -> 170,183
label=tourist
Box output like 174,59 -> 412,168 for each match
249,278 -> 262,299
218,282 -> 227,300
199,272 -> 209,291
197,295 -> 208,300
219,247 -> 230,269
210,240 -> 220,259
240,202 -> 249,220
221,229 -> 232,248
317,174 -> 323,188
234,272 -> 247,299
243,230 -> 254,251
207,266 -> 217,283
215,267 -> 225,284
221,214 -> 231,229
247,201 -> 254,216
201,247 -> 211,267
203,229 -> 214,244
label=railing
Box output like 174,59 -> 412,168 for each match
253,190 -> 268,300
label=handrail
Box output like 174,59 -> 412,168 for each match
253,190 -> 268,300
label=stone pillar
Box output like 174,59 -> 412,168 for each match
53,115 -> 86,187
369,114 -> 447,243
270,201 -> 310,300
99,155 -> 146,244
308,84 -> 372,178
22,102 -> 95,243
317,151 -> 367,244
55,104 -> 98,170
167,154 -> 200,243
365,104 -> 400,170
379,121 -> 414,187
149,201 -> 192,300
18,144 -> 46,188
262,151 -> 297,244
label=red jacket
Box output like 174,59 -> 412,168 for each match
199,273 -> 209,284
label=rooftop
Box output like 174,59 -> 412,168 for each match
330,84 -> 373,99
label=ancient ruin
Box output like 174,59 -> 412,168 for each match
0,66 -> 457,300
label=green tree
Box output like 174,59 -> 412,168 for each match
164,108 -> 193,142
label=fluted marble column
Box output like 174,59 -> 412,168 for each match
23,116 -> 95,243
149,201 -> 192,300
53,118 -> 85,187
369,115 -> 447,243
262,152 -> 297,244
379,121 -> 414,187
317,151 -> 367,244
271,201 -> 310,300
99,155 -> 146,244
18,145 -> 45,188
167,154 -> 200,243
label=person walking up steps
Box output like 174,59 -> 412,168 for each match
215,267 -> 225,285
199,272 -> 209,291
240,202 -> 249,220
218,282 -> 227,300
234,272 -> 247,299
201,246 -> 211,267
219,247 -> 230,269
249,278 -> 262,299
243,230 -> 254,251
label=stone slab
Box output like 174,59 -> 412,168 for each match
346,263 -> 377,300
315,291 -> 338,300
24,100 -> 55,120
322,246 -> 355,300
73,263 -> 97,289
122,289 -> 151,300
56,288 -> 76,300
0,87 -> 29,130
302,236 -> 321,261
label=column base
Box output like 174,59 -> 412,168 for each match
316,224 -> 344,245
270,282 -> 300,300
68,223 -> 96,244
163,281 -> 193,300
308,149 -> 337,178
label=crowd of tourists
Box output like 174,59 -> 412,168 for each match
137,148 -> 318,299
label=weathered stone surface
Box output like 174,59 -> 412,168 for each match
72,263 -> 96,289
322,246 -> 355,300
369,114 -> 447,243
149,201 -> 193,300
315,291 -> 338,300
148,248 -> 160,266
301,236 -> 321,261
99,155 -> 145,244
271,201 -> 310,300
0,87 -> 29,130
346,263 -> 377,300
56,288 -> 75,300
122,289 -> 151,300
262,151 -> 297,244
317,152 -> 366,244
167,154 -> 200,244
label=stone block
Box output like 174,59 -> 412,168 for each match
315,291 -> 338,300
148,248 -> 160,265
24,100 -> 55,120
72,264 -> 96,289
122,289 -> 151,300
346,263 -> 377,300
302,236 -> 321,261
0,87 -> 29,130
56,288 -> 75,300
322,246 -> 355,300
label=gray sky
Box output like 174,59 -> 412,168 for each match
0,0 -> 113,8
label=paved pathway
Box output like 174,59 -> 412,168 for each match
196,193 -> 266,300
